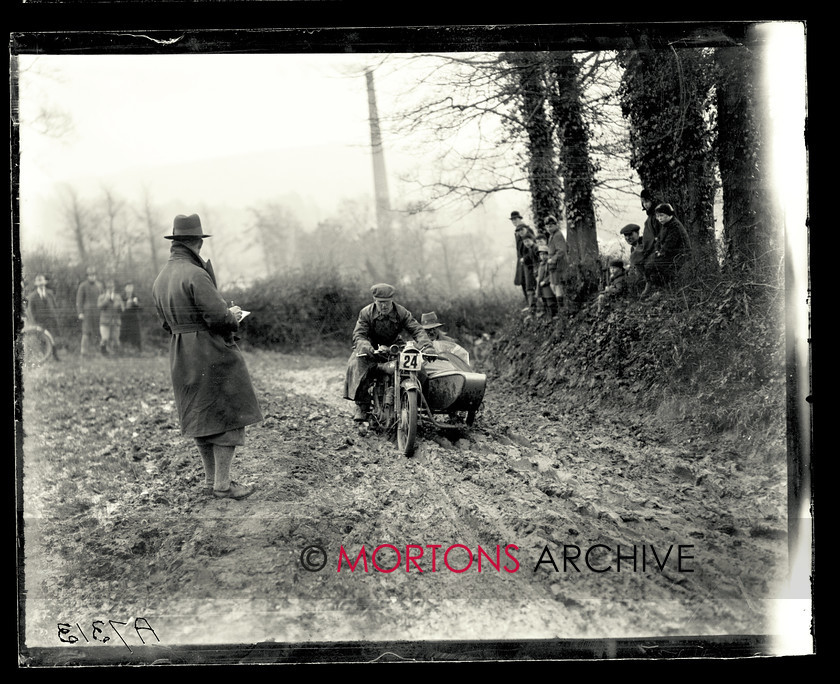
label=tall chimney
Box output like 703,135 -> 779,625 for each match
365,69 -> 392,232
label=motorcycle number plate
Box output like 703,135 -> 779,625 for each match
399,351 -> 421,371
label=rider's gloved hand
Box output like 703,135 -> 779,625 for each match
357,342 -> 374,357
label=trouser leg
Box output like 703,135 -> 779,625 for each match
195,442 -> 215,487
213,445 -> 236,492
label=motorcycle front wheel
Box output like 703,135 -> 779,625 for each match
396,388 -> 418,457
21,327 -> 53,367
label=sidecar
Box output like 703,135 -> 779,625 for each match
420,346 -> 486,427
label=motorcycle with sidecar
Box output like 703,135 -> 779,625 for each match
360,340 -> 486,457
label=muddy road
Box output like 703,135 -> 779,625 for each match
20,350 -> 790,655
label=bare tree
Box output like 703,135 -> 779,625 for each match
135,185 -> 164,274
248,203 -> 302,278
59,185 -> 91,262
100,187 -> 128,271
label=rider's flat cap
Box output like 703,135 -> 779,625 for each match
370,283 -> 396,299
620,223 -> 641,235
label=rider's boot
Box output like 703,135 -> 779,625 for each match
353,402 -> 370,422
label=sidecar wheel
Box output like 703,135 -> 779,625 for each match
397,389 -> 418,457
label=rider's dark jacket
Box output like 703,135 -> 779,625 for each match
344,302 -> 433,402
352,302 -> 431,352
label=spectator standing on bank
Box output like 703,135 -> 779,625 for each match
639,189 -> 662,295
152,213 -> 263,500
520,233 -> 539,317
535,243 -> 558,318
76,266 -> 102,357
98,278 -> 125,355
510,211 -> 535,306
27,273 -> 62,361
120,282 -> 143,353
545,215 -> 568,314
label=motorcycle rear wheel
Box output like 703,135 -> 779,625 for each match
397,388 -> 418,457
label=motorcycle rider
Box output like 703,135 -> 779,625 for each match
344,283 -> 435,421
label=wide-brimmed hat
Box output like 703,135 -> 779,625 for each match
370,283 -> 396,299
510,211 -> 523,220
420,311 -> 443,329
164,213 -> 212,240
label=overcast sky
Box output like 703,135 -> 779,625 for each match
13,24 -> 807,277
18,53 -> 381,177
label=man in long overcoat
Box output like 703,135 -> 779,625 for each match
343,283 -> 434,421
152,213 -> 263,500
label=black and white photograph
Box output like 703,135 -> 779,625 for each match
13,20 -> 812,666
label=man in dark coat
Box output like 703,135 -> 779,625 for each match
152,213 -> 263,500
76,266 -> 102,356
27,273 -> 62,361
120,282 -> 143,353
650,203 -> 692,286
343,283 -> 434,421
510,211 -> 534,305
620,223 -> 651,295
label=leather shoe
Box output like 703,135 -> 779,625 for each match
353,403 -> 369,421
213,481 -> 255,500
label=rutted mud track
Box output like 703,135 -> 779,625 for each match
21,351 -> 789,652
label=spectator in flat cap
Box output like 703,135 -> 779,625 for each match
596,259 -> 629,314
649,203 -> 692,287
343,283 -> 434,421
620,223 -> 651,295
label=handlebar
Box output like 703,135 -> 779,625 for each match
356,345 -> 438,361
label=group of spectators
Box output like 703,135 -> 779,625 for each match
511,210 -> 568,320
25,266 -> 144,360
511,188 -> 693,318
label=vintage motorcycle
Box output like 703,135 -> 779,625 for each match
361,340 -> 487,457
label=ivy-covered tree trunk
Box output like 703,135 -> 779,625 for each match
714,44 -> 778,274
618,46 -> 716,253
505,52 -> 563,228
547,51 -> 601,300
